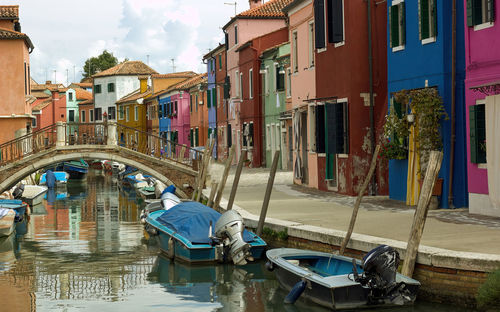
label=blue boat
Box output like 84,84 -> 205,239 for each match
40,171 -> 69,186
145,201 -> 267,265
124,173 -> 151,187
58,159 -> 89,179
266,246 -> 420,310
0,199 -> 28,222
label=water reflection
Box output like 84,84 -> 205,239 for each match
0,170 -> 472,312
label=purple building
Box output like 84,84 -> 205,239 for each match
465,0 -> 500,217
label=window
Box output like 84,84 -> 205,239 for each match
195,128 -> 199,147
190,95 -> 193,113
327,0 -> 344,44
234,25 -> 238,45
314,0 -> 326,49
276,64 -> 285,91
108,107 -> 116,120
266,124 -> 271,150
32,117 -> 37,128
469,101 -> 486,164
249,69 -> 253,99
224,76 -> 230,99
207,89 -> 212,108
309,104 -> 325,153
325,100 -> 349,155
126,107 -> 130,122
69,110 -> 75,122
95,107 -> 102,121
275,123 -> 281,151
196,94 -> 199,112
293,31 -> 299,72
309,21 -> 315,66
390,1 -> 406,50
135,106 -> 138,121
108,83 -> 115,93
419,0 -> 437,42
95,84 -> 101,93
227,123 -> 232,147
174,101 -> 178,114
217,86 -> 221,107
467,0 -> 495,28
219,54 -> 222,70
24,62 -> 27,95
81,110 -> 86,123
235,71 -> 239,98
90,109 -> 94,122
119,106 -> 124,119
264,66 -> 269,95
286,68 -> 292,98
239,72 -> 243,99
69,92 -> 73,101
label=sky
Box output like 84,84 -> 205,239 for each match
5,0 -> 252,85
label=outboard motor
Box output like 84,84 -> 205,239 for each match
160,185 -> 180,210
213,210 -> 250,266
355,245 -> 411,305
12,184 -> 25,199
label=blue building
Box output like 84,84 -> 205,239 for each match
387,0 -> 467,208
158,94 -> 172,154
204,47 -> 221,159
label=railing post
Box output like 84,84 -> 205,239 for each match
107,121 -> 117,146
56,121 -> 66,147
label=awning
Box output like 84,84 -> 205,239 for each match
470,80 -> 500,95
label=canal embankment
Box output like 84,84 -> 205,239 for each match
203,166 -> 500,308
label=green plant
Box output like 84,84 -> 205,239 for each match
477,269 -> 500,310
262,227 -> 288,241
380,139 -> 407,160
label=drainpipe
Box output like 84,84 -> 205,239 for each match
368,0 -> 376,195
448,0 -> 456,208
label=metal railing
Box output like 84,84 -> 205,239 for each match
0,122 -> 203,170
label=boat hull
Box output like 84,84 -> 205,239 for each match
267,248 -> 420,310
21,185 -> 48,206
0,210 -> 15,237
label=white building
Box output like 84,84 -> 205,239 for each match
92,61 -> 157,121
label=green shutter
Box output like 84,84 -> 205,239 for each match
400,3 -> 406,45
390,5 -> 399,47
212,88 -> 217,108
190,129 -> 193,146
469,104 -> 486,164
420,0 -> 430,40
219,54 -> 222,69
431,0 -> 437,37
326,153 -> 335,180
473,0 -> 483,25
466,0 -> 474,26
207,89 -> 211,108
488,0 -> 495,22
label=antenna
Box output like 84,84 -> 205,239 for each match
147,54 -> 150,65
53,70 -> 57,84
73,65 -> 76,83
171,58 -> 176,73
224,1 -> 237,16
66,69 -> 69,85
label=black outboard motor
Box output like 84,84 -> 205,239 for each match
12,184 -> 25,199
354,245 -> 411,305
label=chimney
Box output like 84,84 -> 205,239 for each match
51,90 -> 57,124
14,21 -> 21,32
138,75 -> 149,94
46,80 -> 52,85
249,0 -> 262,10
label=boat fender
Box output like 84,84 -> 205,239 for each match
284,279 -> 307,304
166,237 -> 175,259
265,261 -> 274,272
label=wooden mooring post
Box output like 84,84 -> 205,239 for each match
402,151 -> 443,278
207,181 -> 218,208
212,145 -> 235,209
227,150 -> 247,210
196,140 -> 215,202
192,139 -> 210,200
339,144 -> 381,255
256,150 -> 280,236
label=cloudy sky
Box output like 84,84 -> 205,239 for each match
5,0 -> 252,85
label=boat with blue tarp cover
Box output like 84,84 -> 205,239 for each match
57,159 -> 89,179
40,171 -> 69,187
145,200 -> 267,265
266,246 -> 420,310
0,199 -> 28,222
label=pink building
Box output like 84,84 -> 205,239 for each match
464,0 -> 500,217
222,0 -> 291,163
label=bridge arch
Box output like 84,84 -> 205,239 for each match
0,145 -> 197,198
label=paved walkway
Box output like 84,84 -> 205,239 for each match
208,165 -> 500,255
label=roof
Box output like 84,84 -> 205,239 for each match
282,0 -> 308,14
116,88 -> 152,104
172,73 -> 207,91
31,83 -> 65,92
32,98 -> 52,111
31,91 -> 51,99
223,0 -> 291,29
0,27 -> 34,50
203,44 -> 225,60
0,5 -> 19,20
92,61 -> 158,78
151,71 -> 198,79
75,88 -> 92,101
79,99 -> 93,105
69,82 -> 92,89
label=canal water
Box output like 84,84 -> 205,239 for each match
0,170 -> 470,312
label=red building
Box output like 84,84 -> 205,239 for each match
214,46 -> 228,160
31,88 -> 67,130
237,27 -> 289,167
313,0 -> 388,195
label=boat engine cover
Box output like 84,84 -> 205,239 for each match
362,245 -> 400,288
214,210 -> 250,265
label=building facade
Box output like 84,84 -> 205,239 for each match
464,0 -> 500,216
188,74 -> 208,149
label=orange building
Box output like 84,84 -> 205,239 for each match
0,5 -> 35,144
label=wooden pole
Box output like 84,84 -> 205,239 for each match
227,150 -> 247,210
256,151 -> 280,236
402,151 -> 443,278
213,145 -> 235,210
207,181 -> 218,208
192,139 -> 210,200
196,140 -> 215,202
339,144 -> 381,255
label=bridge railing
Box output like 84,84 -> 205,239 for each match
0,123 -> 57,166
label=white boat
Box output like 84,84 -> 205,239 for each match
111,162 -> 125,173
20,185 -> 48,206
0,208 -> 15,237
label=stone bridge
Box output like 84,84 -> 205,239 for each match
0,122 -> 200,198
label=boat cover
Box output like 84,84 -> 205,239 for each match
0,207 -> 10,219
156,202 -> 255,244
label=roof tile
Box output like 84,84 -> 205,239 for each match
92,61 -> 158,78
75,88 -> 92,101
238,0 -> 292,18
0,5 -> 19,19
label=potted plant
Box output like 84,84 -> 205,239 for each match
381,99 -> 410,160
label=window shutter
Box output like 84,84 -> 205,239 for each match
466,0 -> 473,26
212,88 -> 217,108
473,0 -> 482,25
336,102 -> 347,154
431,0 -> 437,37
249,123 -> 254,147
400,3 -> 406,45
224,76 -> 230,99
332,0 -> 344,43
469,105 -> 486,164
390,5 -> 399,47
418,0 -> 422,40
227,124 -> 232,147
488,0 -> 495,23
225,33 -> 229,50
420,0 -> 430,40
316,105 -> 325,153
325,102 -> 338,155
207,89 -> 211,108
314,0 -> 326,49
190,129 -> 193,146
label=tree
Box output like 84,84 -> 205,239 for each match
81,50 -> 118,81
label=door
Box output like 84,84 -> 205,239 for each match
301,112 -> 308,183
288,125 -> 293,170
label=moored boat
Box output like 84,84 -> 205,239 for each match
144,195 -> 266,265
0,199 -> 28,222
20,185 -> 48,206
137,186 -> 156,200
0,208 -> 15,237
40,171 -> 69,187
60,159 -> 89,179
266,246 -> 420,310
